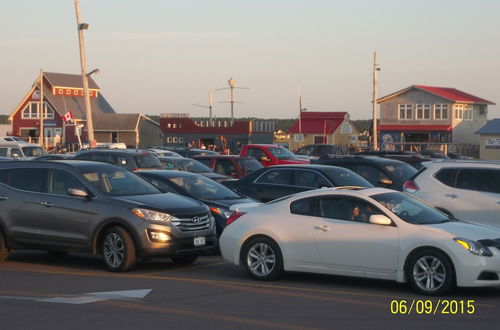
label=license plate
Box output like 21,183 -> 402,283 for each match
194,236 -> 205,246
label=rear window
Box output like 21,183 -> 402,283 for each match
383,163 -> 417,181
133,153 -> 163,169
22,146 -> 47,157
236,158 -> 263,172
323,167 -> 374,187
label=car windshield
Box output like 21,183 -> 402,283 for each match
79,166 -> 161,196
384,163 -> 417,180
371,192 -> 450,224
169,175 -> 242,200
22,146 -> 47,157
268,146 -> 299,160
236,158 -> 263,172
174,159 -> 213,173
133,153 -> 163,169
323,167 -> 374,187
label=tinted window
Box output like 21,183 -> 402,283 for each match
455,168 -> 500,194
9,168 -> 48,192
49,169 -> 88,196
322,167 -> 373,187
383,163 -> 417,181
255,170 -> 293,185
168,175 -> 242,200
74,153 -> 93,161
435,168 -> 457,187
317,197 -> 380,223
133,153 -> 163,169
246,148 -> 266,160
147,178 -> 179,194
175,159 -> 213,173
268,146 -> 298,160
214,159 -> 236,175
236,158 -> 263,172
356,165 -> 390,185
295,170 -> 330,188
290,197 -> 316,216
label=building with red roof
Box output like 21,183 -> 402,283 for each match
288,111 -> 359,151
377,85 -> 495,149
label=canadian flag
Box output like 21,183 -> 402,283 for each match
62,111 -> 73,123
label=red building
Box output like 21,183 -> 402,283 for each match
9,72 -> 116,149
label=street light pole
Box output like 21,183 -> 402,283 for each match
38,69 -> 44,147
75,0 -> 95,148
372,51 -> 380,151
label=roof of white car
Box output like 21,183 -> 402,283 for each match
277,186 -> 393,201
422,159 -> 500,169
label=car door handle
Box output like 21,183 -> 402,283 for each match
0,195 -> 8,201
314,225 -> 330,232
40,201 -> 55,207
445,193 -> 458,198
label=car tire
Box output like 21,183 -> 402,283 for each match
406,249 -> 454,295
0,230 -> 9,262
242,236 -> 283,281
171,255 -> 198,264
102,226 -> 136,272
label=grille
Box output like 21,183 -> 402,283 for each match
172,213 -> 211,232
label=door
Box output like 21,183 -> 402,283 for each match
252,169 -> 302,202
0,168 -> 47,246
310,197 -> 399,275
36,169 -> 97,249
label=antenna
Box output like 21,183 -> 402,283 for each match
193,91 -> 214,126
215,77 -> 249,125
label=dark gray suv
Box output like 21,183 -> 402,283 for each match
0,161 -> 217,271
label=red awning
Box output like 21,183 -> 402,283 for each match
378,125 -> 452,132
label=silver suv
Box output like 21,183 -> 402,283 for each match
0,161 -> 217,271
403,160 -> 500,228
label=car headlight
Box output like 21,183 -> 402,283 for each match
132,208 -> 174,222
210,207 -> 233,219
454,237 -> 493,257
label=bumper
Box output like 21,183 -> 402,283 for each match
454,251 -> 500,287
138,234 -> 218,257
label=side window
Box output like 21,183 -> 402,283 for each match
247,148 -> 265,160
456,169 -> 500,193
93,153 -> 114,164
290,197 -> 316,216
295,170 -> 330,188
149,178 -> 178,193
9,168 -> 48,193
10,148 -> 22,157
75,153 -> 93,161
255,170 -> 293,185
49,169 -> 87,196
356,165 -> 389,186
114,155 -> 128,166
215,159 -> 236,175
318,197 -> 380,223
435,169 -> 457,187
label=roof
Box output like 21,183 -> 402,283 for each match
475,119 -> 500,135
289,112 -> 348,134
379,124 -> 452,132
93,113 -> 145,131
378,85 -> 495,105
44,72 -> 100,90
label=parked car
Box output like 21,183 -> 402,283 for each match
33,154 -> 74,160
220,187 -> 500,295
73,149 -> 163,171
222,164 -> 373,202
240,144 -> 310,167
403,160 -> 500,228
0,142 -> 47,159
149,148 -> 182,157
314,155 -> 417,191
295,144 -> 348,160
163,147 -> 219,158
157,156 -> 230,182
193,155 -> 263,178
0,136 -> 26,143
137,170 -> 257,236
0,161 -> 217,271
354,151 -> 431,169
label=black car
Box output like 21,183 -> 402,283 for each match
33,154 -> 74,160
314,155 -> 417,191
354,151 -> 430,169
295,144 -> 348,159
0,161 -> 217,271
137,170 -> 257,236
158,156 -> 230,182
74,149 -> 163,171
221,164 -> 373,202
162,147 -> 219,158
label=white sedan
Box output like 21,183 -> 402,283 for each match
220,187 -> 500,295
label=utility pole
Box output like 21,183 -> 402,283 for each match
372,51 -> 380,151
298,86 -> 306,148
193,91 -> 214,126
38,69 -> 44,147
75,0 -> 95,148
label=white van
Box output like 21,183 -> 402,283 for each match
0,143 -> 47,159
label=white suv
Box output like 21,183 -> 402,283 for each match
403,160 -> 500,228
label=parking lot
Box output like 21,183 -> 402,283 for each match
1,251 -> 499,329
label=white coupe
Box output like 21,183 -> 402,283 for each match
220,187 -> 500,295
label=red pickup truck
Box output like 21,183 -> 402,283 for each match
239,144 -> 310,167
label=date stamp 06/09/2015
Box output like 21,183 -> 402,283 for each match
390,299 -> 476,315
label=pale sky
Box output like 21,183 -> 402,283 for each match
1,0 -> 499,120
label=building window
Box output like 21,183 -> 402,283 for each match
167,124 -> 171,128
21,102 -> 54,119
434,104 -> 449,120
172,137 -> 178,143
166,137 -> 172,143
454,104 -> 464,119
398,104 -> 413,120
464,105 -> 473,120
173,124 -> 177,128
416,104 -> 431,119
179,137 -> 184,143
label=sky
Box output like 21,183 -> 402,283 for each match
1,0 -> 499,120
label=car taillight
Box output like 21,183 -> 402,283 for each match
403,180 -> 419,192
226,211 -> 246,226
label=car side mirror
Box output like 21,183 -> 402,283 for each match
259,156 -> 271,162
68,188 -> 90,198
369,214 -> 392,226
378,178 -> 393,186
